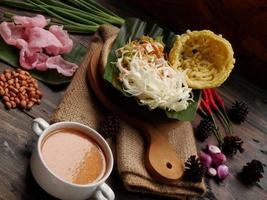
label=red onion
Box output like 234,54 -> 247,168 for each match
199,151 -> 212,168
217,165 -> 229,181
206,144 -> 221,155
212,153 -> 227,166
207,167 -> 217,177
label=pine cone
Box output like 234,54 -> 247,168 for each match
240,160 -> 264,185
228,101 -> 249,124
99,115 -> 120,138
195,118 -> 215,142
183,155 -> 204,182
222,136 -> 244,156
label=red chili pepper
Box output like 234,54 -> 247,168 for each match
202,89 -> 209,103
200,100 -> 212,116
207,89 -> 219,111
211,88 -> 225,109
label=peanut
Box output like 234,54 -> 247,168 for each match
30,98 -> 37,103
5,73 -> 11,80
10,101 -> 16,108
21,80 -> 27,86
9,91 -> 16,97
36,90 -> 42,97
29,91 -> 36,98
10,87 -> 19,94
3,96 -> 9,102
18,74 -> 26,80
27,87 -> 35,92
15,83 -> 20,89
19,94 -> 26,100
19,86 -> 26,92
0,74 -> 6,82
5,102 -> 12,109
1,69 -> 43,110
26,101 -> 34,109
20,100 -> 27,108
0,88 -> 4,96
4,69 -> 12,74
15,97 -> 20,104
8,79 -> 14,85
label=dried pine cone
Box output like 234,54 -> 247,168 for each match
195,118 -> 215,142
228,101 -> 249,124
99,115 -> 120,138
183,155 -> 204,182
240,160 -> 264,185
222,136 -> 244,156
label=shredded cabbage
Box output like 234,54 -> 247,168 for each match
115,36 -> 193,112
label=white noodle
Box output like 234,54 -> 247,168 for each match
116,53 -> 193,112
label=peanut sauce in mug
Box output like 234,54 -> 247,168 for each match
41,129 -> 106,185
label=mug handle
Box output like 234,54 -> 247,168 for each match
93,183 -> 115,200
32,118 -> 50,136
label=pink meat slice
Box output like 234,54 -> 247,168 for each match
46,55 -> 78,76
12,14 -> 49,28
35,53 -> 49,71
49,25 -> 73,54
28,27 -> 63,55
20,46 -> 48,71
0,22 -> 27,48
0,14 -> 78,76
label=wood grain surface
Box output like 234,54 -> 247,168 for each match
0,1 -> 267,200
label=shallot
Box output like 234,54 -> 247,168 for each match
212,153 -> 227,166
217,165 -> 229,181
206,144 -> 221,155
207,167 -> 217,177
199,151 -> 212,168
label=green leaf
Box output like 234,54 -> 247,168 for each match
0,37 -> 19,67
0,37 -> 87,85
103,18 -> 200,121
165,90 -> 201,121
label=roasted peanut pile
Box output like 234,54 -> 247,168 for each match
0,69 -> 42,110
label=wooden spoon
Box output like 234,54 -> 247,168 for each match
87,41 -> 184,183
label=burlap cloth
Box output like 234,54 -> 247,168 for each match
51,25 -> 206,199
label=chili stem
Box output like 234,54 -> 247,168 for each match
215,109 -> 233,135
210,114 -> 223,145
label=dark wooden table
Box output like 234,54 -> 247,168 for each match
0,1 -> 267,200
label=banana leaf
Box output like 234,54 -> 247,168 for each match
103,18 -> 200,121
0,37 -> 87,85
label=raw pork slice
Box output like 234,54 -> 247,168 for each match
46,55 -> 78,76
20,46 -> 48,71
0,14 -> 78,76
13,14 -> 49,28
0,22 -> 27,48
49,25 -> 73,54
28,27 -> 63,55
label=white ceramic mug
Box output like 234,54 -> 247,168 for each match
30,118 -> 115,200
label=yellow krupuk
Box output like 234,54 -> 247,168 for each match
169,30 -> 235,89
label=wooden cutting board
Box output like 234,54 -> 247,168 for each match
87,38 -> 184,183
